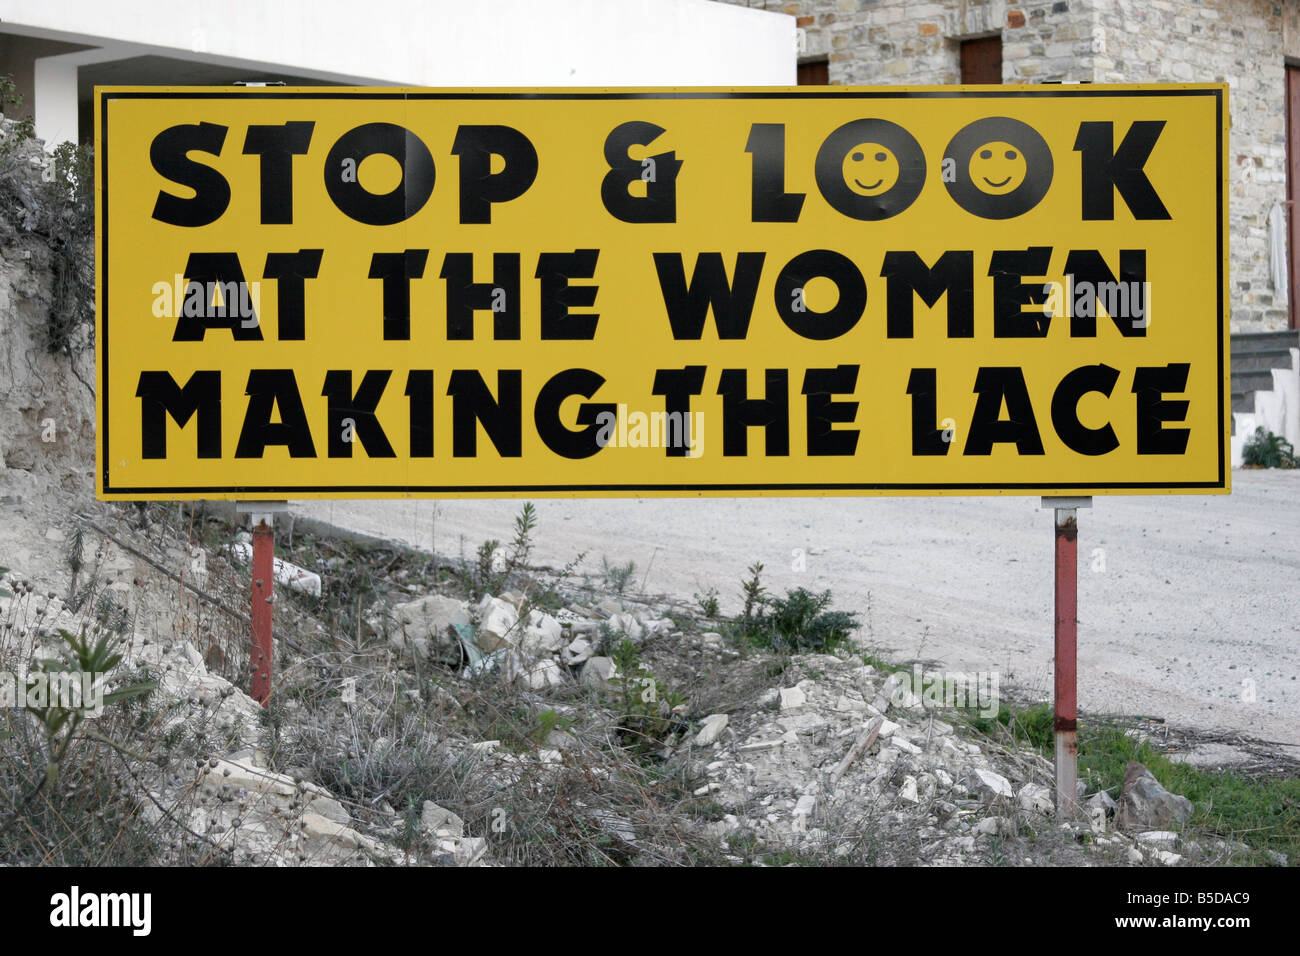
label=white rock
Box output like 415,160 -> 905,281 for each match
230,542 -> 322,597
1127,847 -> 1144,864
306,795 -> 350,825
882,671 -> 922,709
1135,830 -> 1179,846
967,768 -> 1014,802
608,612 -> 644,642
779,687 -> 807,712
1156,850 -> 1183,866
562,637 -> 594,666
778,712 -> 828,737
569,618 -> 600,636
641,618 -> 673,637
877,718 -> 900,738
506,655 -> 564,689
420,801 -> 464,839
974,815 -> 1012,837
580,656 -> 618,687
793,794 -> 817,817
1017,782 -> 1055,815
521,609 -> 565,654
383,594 -> 469,660
201,759 -> 296,800
694,713 -> 730,746
898,776 -> 920,804
300,812 -> 361,849
475,595 -> 519,651
436,835 -> 487,866
892,736 -> 922,755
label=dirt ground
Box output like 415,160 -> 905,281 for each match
298,470 -> 1300,757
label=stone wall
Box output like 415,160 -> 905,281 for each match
1096,0 -> 1293,330
0,121 -> 96,485
716,0 -> 1300,332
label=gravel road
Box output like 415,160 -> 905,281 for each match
296,470 -> 1300,750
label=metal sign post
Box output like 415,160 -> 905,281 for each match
1042,495 -> 1091,818
235,502 -> 289,706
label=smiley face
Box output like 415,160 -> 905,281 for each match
968,141 -> 1027,195
841,143 -> 900,196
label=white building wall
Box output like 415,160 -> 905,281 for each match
0,0 -> 796,145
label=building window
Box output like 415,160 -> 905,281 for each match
798,59 -> 829,85
960,36 -> 1002,84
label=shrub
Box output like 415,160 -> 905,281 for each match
1242,427 -> 1298,469
744,587 -> 860,653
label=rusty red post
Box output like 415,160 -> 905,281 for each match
1043,496 -> 1090,817
1053,503 -> 1078,816
250,514 -> 274,706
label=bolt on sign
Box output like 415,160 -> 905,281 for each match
95,85 -> 1228,500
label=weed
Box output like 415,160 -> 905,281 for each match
740,561 -> 766,630
694,587 -> 720,618
470,539 -> 502,602
507,502 -> 538,573
608,638 -> 687,756
968,700 -> 1300,864
968,701 -> 1054,751
601,556 -> 637,596
21,628 -> 155,795
742,587 -> 859,653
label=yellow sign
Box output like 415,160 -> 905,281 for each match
95,85 -> 1228,500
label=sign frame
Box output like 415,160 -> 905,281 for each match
95,84 -> 1230,501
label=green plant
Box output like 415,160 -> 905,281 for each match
506,502 -> 538,575
967,702 -> 1300,863
608,638 -> 686,755
529,707 -> 574,744
745,587 -> 859,653
1242,426 -> 1298,468
22,629 -> 156,794
740,562 -> 766,630
1077,725 -> 1300,864
968,700 -> 1054,751
470,538 -> 502,601
63,526 -> 85,605
694,587 -> 720,618
467,503 -> 540,602
601,556 -> 637,596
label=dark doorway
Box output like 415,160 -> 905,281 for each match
798,59 -> 829,85
961,35 -> 1002,84
1287,64 -> 1300,329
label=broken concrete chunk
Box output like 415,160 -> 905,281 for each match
965,768 -> 1014,803
779,686 -> 807,713
694,713 -> 730,746
420,801 -> 465,839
